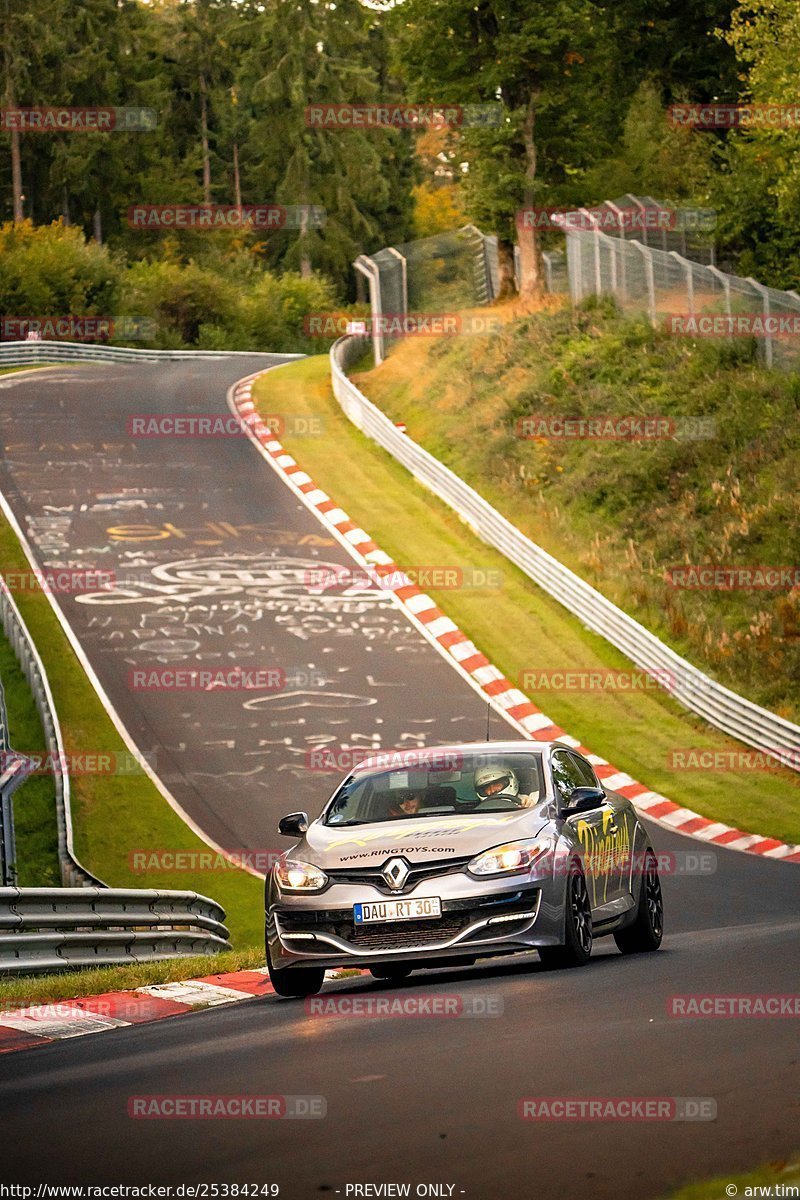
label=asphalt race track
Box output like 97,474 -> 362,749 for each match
0,359 -> 498,852
1,360 -> 798,1197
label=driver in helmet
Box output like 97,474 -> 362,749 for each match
473,763 -> 538,808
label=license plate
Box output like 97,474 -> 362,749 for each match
354,897 -> 442,924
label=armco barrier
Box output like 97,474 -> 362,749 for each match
0,673 -> 30,886
0,887 -> 230,975
0,577 -> 100,887
0,341 -> 302,367
330,335 -> 800,773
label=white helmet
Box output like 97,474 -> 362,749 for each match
474,763 -> 519,800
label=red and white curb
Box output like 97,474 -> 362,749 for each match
229,370 -> 800,866
0,967 -> 372,1056
0,968 -> 278,1055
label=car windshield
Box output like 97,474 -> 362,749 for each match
323,751 -> 545,826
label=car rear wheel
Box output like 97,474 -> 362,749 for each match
614,850 -> 663,954
369,965 -> 414,982
266,938 -> 326,998
538,863 -> 593,969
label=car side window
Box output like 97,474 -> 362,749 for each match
568,752 -> 599,789
551,751 -> 585,801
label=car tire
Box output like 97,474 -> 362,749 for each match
266,938 -> 325,998
613,850 -> 663,954
369,965 -> 414,982
538,862 -> 593,969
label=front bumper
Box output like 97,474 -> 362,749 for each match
267,873 -> 565,969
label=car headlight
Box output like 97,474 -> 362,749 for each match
468,839 -> 550,877
274,858 -> 328,892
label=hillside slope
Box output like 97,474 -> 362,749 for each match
354,297 -> 800,726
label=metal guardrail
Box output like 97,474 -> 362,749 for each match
0,577 -> 101,887
0,342 -> 302,367
0,887 -> 230,975
0,563 -> 232,970
0,673 -> 31,886
330,335 -> 800,773
0,672 -> 13,882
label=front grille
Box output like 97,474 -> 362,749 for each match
325,856 -> 472,895
276,887 -> 540,952
350,914 -> 470,951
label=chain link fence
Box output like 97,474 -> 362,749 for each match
540,193 -> 800,372
355,225 -> 499,364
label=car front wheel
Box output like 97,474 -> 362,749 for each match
266,937 -> 325,998
538,863 -> 593,969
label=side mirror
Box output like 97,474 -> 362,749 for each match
278,811 -> 309,837
562,786 -> 605,816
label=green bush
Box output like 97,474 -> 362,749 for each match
239,271 -> 338,354
120,259 -> 240,346
1,220 -> 339,354
0,220 -> 119,316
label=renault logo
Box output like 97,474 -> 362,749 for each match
381,857 -> 410,891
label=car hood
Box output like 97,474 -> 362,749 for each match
294,808 -> 552,868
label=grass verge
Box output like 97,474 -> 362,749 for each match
354,298 -> 800,725
0,510 -> 263,952
251,355 -> 800,844
0,946 -> 265,1009
663,1154 -> 799,1199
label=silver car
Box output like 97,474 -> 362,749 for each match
265,740 -> 663,997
